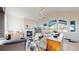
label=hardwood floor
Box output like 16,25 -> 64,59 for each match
62,40 -> 79,51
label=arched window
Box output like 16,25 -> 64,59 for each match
58,20 -> 67,32
48,19 -> 67,32
48,20 -> 58,32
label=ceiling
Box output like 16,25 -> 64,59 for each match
5,7 -> 79,20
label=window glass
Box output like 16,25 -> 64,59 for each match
48,20 -> 58,32
48,19 -> 68,33
58,20 -> 67,32
70,20 -> 76,32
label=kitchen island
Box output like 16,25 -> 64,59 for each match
46,34 -> 63,51
47,39 -> 61,51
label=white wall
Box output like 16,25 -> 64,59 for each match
5,10 -> 79,41
5,14 -> 40,32
40,11 -> 79,41
6,14 -> 25,32
0,14 -> 4,37
64,19 -> 79,41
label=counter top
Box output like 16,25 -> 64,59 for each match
47,33 -> 63,42
0,38 -> 26,45
48,37 -> 62,42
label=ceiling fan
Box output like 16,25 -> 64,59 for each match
39,7 -> 49,18
39,7 -> 52,19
